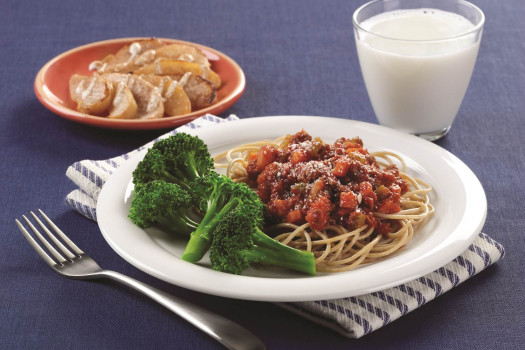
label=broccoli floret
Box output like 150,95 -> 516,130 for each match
128,180 -> 199,236
132,133 -> 213,190
180,173 -> 264,263
209,207 -> 316,275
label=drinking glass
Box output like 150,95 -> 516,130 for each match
353,0 -> 484,141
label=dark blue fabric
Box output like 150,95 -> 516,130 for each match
1,0 -> 523,349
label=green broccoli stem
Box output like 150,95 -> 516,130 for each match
172,170 -> 193,190
156,213 -> 199,236
243,229 -> 316,275
155,169 -> 190,190
181,152 -> 200,181
181,198 -> 241,262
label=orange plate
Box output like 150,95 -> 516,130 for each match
34,37 -> 246,130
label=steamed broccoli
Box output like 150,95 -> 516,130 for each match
128,132 -> 315,275
209,206 -> 316,275
132,133 -> 213,190
180,173 -> 265,263
128,180 -> 199,236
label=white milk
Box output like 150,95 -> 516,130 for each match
355,9 -> 481,134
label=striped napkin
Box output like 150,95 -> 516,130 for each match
65,114 -> 505,339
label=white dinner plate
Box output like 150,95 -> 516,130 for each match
97,116 -> 487,302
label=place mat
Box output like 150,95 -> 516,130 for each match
65,114 -> 505,339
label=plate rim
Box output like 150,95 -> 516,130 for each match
96,115 -> 487,301
34,37 -> 246,130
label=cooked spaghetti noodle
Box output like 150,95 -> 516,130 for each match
214,131 -> 433,272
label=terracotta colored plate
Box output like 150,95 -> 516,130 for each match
34,37 -> 245,130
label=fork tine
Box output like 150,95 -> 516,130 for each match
22,215 -> 67,264
38,209 -> 84,255
16,219 -> 58,267
30,211 -> 76,260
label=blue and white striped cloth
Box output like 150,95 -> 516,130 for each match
66,114 -> 505,339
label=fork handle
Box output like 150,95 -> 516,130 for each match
100,270 -> 265,350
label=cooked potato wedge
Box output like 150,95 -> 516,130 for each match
94,39 -> 165,73
103,73 -> 164,119
180,74 -> 216,110
75,39 -> 224,119
133,59 -> 221,89
69,74 -> 114,116
140,75 -> 191,116
108,82 -> 138,119
138,74 -> 171,92
155,43 -> 210,67
204,68 -> 222,89
133,59 -> 204,77
113,38 -> 164,62
133,59 -> 221,88
163,83 -> 192,116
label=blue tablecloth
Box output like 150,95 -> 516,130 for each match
1,0 -> 523,349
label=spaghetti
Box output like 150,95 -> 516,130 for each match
214,130 -> 433,272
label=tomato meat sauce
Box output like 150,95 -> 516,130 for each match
246,130 -> 409,235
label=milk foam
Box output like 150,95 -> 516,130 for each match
361,9 -> 475,40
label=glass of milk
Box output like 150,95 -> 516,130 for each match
353,0 -> 484,141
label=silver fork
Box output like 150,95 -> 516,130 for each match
16,209 -> 265,350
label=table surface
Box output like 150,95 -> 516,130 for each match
2,0 -> 524,349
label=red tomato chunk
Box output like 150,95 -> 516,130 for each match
245,130 -> 408,234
